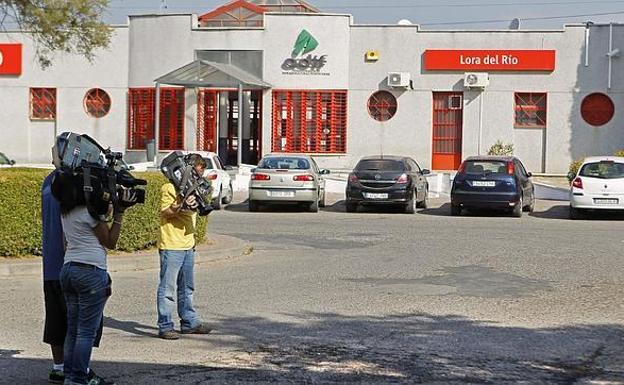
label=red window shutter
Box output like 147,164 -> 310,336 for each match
127,88 -> 155,150
271,90 -> 347,154
197,89 -> 218,151
159,88 -> 185,150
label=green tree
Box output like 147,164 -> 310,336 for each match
0,0 -> 111,68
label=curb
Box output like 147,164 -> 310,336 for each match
0,234 -> 252,279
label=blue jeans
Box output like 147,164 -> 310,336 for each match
157,249 -> 200,333
60,263 -> 110,385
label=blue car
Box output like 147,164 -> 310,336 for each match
450,156 -> 535,217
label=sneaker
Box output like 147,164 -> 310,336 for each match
158,330 -> 180,340
88,371 -> 115,385
48,369 -> 64,384
181,323 -> 212,335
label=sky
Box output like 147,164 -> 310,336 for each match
105,0 -> 624,29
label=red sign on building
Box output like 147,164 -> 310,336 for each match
424,50 -> 556,72
0,44 -> 22,75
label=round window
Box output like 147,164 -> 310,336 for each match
581,93 -> 614,126
84,88 -> 111,118
367,91 -> 397,122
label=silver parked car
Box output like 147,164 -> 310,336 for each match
248,154 -> 329,212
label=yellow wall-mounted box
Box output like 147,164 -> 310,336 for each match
365,50 -> 379,62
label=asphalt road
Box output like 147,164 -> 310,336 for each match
1,196 -> 623,384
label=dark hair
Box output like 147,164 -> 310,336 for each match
51,172 -> 82,214
186,154 -> 207,168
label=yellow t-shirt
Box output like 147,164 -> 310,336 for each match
158,183 -> 197,250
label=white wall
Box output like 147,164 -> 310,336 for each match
0,28 -> 129,163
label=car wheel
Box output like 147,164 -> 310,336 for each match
212,188 -> 222,210
417,187 -> 429,209
569,205 -> 581,220
524,192 -> 535,213
346,201 -> 358,213
451,204 -> 461,216
405,191 -> 416,214
512,195 -> 523,218
309,199 -> 319,213
222,183 -> 233,204
319,190 -> 326,208
249,200 -> 260,212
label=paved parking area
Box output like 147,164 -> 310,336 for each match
1,196 -> 623,384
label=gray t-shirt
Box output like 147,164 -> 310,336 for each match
61,206 -> 107,270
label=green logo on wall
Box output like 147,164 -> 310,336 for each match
282,29 -> 327,73
291,29 -> 319,58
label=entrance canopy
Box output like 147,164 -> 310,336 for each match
154,59 -> 271,89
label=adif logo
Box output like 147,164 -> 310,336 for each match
282,29 -> 327,72
291,29 -> 318,57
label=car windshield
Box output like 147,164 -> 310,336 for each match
203,158 -> 214,169
259,157 -> 310,170
356,159 -> 404,171
579,161 -> 624,179
463,160 -> 508,174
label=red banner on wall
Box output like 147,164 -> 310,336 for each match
424,50 -> 556,72
0,44 -> 22,75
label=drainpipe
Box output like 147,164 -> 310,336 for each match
153,82 -> 161,167
607,23 -> 620,89
584,21 -> 593,67
237,83 -> 243,166
477,90 -> 484,155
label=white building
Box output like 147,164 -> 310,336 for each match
1,0 -> 623,173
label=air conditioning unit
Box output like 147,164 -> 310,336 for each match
387,72 -> 410,88
463,72 -> 489,88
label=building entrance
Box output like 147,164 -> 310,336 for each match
197,89 -> 262,165
432,92 -> 463,170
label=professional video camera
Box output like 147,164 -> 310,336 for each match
51,132 -> 146,219
160,151 -> 213,216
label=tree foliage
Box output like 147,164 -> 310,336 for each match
0,0 -> 112,68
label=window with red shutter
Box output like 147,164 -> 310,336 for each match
514,92 -> 547,128
271,90 -> 347,154
127,88 -> 155,150
84,88 -> 111,118
367,91 -> 397,122
30,88 -> 56,120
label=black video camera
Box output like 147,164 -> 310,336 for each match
51,132 -> 146,219
160,151 -> 213,216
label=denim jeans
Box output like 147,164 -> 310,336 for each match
157,249 -> 200,333
60,263 -> 110,385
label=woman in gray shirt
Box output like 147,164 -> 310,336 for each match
57,186 -> 135,385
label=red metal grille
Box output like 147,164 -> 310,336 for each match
197,89 -> 217,151
127,88 -> 155,150
432,92 -> 463,170
367,91 -> 397,122
514,92 -> 547,128
271,90 -> 347,153
84,88 -> 111,118
159,88 -> 185,150
30,88 -> 56,120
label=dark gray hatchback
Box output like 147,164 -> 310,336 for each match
450,156 -> 535,217
345,155 -> 430,214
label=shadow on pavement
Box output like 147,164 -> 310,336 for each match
3,312 -> 623,384
103,316 -> 158,338
530,204 -> 624,220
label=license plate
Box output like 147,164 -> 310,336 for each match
472,181 -> 496,187
269,190 -> 295,198
594,198 -> 618,205
364,192 -> 388,199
